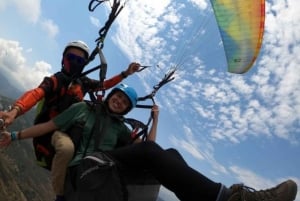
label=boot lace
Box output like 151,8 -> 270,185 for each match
230,184 -> 277,201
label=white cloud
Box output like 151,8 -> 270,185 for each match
40,19 -> 59,38
1,0 -> 41,24
170,125 -> 206,160
193,102 -> 215,119
249,0 -> 300,141
230,76 -> 255,96
90,16 -> 101,28
187,0 -> 208,10
0,38 -> 52,90
111,0 -> 300,147
0,0 -> 59,40
112,0 -> 172,65
170,124 -> 229,175
0,1 -> 7,10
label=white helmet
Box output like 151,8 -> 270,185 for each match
63,40 -> 90,59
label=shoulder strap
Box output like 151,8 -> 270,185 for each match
93,105 -> 111,150
82,102 -> 110,157
52,72 -> 64,93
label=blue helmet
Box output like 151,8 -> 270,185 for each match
108,84 -> 138,114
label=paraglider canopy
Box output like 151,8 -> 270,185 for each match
210,0 -> 265,74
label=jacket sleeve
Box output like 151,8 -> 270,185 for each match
14,75 -> 56,114
103,73 -> 124,90
83,73 -> 125,92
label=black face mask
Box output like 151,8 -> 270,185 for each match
62,55 -> 86,78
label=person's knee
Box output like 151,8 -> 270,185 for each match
58,143 -> 74,158
52,131 -> 74,159
143,141 -> 160,149
142,141 -> 163,156
165,148 -> 179,155
165,148 -> 187,164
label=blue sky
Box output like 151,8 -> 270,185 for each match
0,0 -> 299,200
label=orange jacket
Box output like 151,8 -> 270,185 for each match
14,72 -> 125,116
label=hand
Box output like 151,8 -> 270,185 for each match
0,131 -> 12,147
124,62 -> 140,76
0,110 -> 16,126
151,105 -> 159,121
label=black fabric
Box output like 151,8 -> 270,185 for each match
107,141 -> 222,201
33,72 -> 72,170
66,120 -> 85,152
64,152 -> 127,201
64,103 -> 127,201
92,104 -> 110,151
80,102 -> 107,158
32,131 -> 55,170
63,59 -> 85,78
32,73 -> 92,170
35,72 -> 66,124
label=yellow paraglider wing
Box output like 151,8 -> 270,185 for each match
210,0 -> 265,74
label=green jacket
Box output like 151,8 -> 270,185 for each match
53,101 -> 131,166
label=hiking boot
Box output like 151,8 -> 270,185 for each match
227,179 -> 297,201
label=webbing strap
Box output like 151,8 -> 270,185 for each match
88,0 -> 108,12
89,0 -> 125,49
82,103 -> 109,157
124,118 -> 149,142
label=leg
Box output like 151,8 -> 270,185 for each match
51,131 -> 74,197
109,142 -> 298,201
165,148 -> 188,165
107,141 -> 221,201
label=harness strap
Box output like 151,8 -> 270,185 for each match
123,118 -> 149,142
88,0 -> 108,12
89,0 -> 125,49
97,0 -> 124,47
83,102 -> 100,157
82,102 -> 111,158
93,105 -> 110,150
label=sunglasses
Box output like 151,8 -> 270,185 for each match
65,53 -> 87,65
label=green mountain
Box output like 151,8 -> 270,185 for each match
0,73 -> 23,99
0,94 -> 55,201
